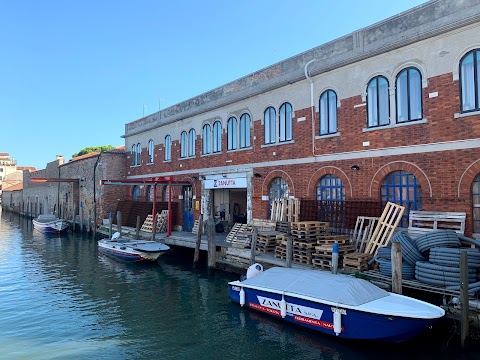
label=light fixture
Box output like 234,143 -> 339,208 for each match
222,174 -> 227,178
254,173 -> 262,178
192,176 -> 198,180
351,165 -> 360,171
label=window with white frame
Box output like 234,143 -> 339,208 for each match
180,131 -> 188,158
239,113 -> 251,148
227,117 -> 238,150
319,90 -> 337,135
396,67 -> 422,123
213,121 -> 222,153
367,76 -> 390,128
131,144 -> 136,166
202,124 -> 211,155
279,102 -> 292,142
460,49 -> 480,113
136,143 -> 142,165
147,139 -> 154,163
264,107 -> 276,144
164,135 -> 171,161
188,128 -> 196,157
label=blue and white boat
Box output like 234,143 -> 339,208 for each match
32,214 -> 69,233
228,267 -> 445,343
98,232 -> 170,262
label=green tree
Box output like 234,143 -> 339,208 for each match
72,145 -> 116,158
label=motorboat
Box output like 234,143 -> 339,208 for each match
228,266 -> 445,343
32,214 -> 69,233
98,232 -> 170,262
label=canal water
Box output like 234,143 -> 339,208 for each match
0,210 -> 477,360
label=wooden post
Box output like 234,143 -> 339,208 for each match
108,212 -> 113,239
72,204 -> 77,232
117,211 -> 122,235
80,203 -> 84,233
151,213 -> 156,241
391,242 -> 403,295
250,227 -> 258,265
206,218 -> 216,271
88,214 -> 91,234
193,214 -> 203,266
460,251 -> 469,348
135,215 -> 141,240
286,236 -> 293,268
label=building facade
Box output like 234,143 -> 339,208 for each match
122,0 -> 480,235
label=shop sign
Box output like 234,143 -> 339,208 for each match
204,177 -> 247,189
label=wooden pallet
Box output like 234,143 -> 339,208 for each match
364,202 -> 405,256
351,216 -> 379,252
192,220 -> 200,234
276,221 -> 291,234
231,233 -> 252,248
408,211 -> 466,239
317,234 -> 350,245
343,252 -> 372,272
291,221 -> 329,231
140,210 -> 168,233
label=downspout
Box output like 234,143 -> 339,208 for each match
305,59 -> 318,156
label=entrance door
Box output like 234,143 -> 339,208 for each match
182,186 -> 194,232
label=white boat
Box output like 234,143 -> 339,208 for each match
98,232 -> 170,262
32,214 -> 69,233
229,266 -> 445,343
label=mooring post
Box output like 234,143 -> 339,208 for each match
72,204 -> 77,233
135,215 -> 141,240
250,227 -> 258,265
332,242 -> 339,274
392,242 -> 403,294
206,217 -> 216,271
117,211 -> 122,235
286,236 -> 293,268
460,251 -> 469,348
193,214 -> 203,266
108,212 -> 113,239
151,213 -> 156,242
79,202 -> 84,233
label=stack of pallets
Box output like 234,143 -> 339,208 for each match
274,234 -> 289,259
226,223 -> 253,248
343,253 -> 373,272
289,221 -> 330,264
256,230 -> 283,253
140,210 -> 168,233
275,221 -> 291,235
312,235 -> 355,269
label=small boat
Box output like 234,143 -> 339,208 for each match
98,232 -> 170,262
228,266 -> 445,343
32,214 -> 69,233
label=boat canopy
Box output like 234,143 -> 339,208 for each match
239,267 -> 389,306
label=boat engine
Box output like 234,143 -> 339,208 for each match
246,263 -> 263,279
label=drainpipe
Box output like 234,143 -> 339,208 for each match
305,59 -> 319,157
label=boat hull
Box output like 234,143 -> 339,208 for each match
32,219 -> 69,233
228,284 -> 440,343
98,239 -> 169,262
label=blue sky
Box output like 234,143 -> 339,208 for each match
1,0 -> 428,169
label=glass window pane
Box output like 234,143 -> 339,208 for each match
409,69 -> 422,120
397,70 -> 408,122
461,52 -> 475,111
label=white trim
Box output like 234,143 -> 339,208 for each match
454,110 -> 480,119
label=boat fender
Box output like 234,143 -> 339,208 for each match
246,263 -> 264,279
112,232 -> 121,240
280,294 -> 287,318
333,309 -> 342,336
239,287 -> 245,307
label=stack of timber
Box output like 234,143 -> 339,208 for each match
312,235 -> 355,269
288,221 -> 330,264
252,218 -> 276,231
270,198 -> 300,222
343,202 -> 405,272
256,230 -> 283,253
192,220 -> 200,234
274,234 -> 289,259
275,221 -> 291,235
140,210 -> 168,233
226,223 -> 253,248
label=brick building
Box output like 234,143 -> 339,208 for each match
121,0 -> 480,236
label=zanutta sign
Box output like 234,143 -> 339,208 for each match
204,177 -> 247,189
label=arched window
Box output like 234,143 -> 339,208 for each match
227,117 -> 238,150
147,139 -> 154,163
473,175 -> 480,233
396,67 -> 422,123
164,135 -> 171,161
264,107 -> 276,145
239,113 -> 251,148
213,121 -> 222,153
146,185 -> 154,202
279,102 -> 292,142
133,186 -> 141,201
460,49 -> 480,113
131,144 -> 136,166
202,124 -> 211,155
381,170 -> 422,227
268,177 -> 289,217
180,131 -> 188,158
136,143 -> 142,166
319,90 -> 337,135
316,175 -> 344,201
188,129 -> 196,157
367,76 -> 390,128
